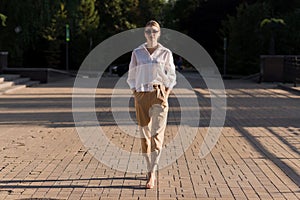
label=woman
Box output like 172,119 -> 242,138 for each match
127,20 -> 176,189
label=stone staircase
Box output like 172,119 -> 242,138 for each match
0,74 -> 39,95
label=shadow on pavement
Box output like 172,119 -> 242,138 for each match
0,176 -> 147,190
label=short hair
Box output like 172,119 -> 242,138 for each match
145,20 -> 160,30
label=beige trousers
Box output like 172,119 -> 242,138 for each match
134,85 -> 169,173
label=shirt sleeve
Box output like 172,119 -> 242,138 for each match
164,51 -> 177,90
127,51 -> 137,89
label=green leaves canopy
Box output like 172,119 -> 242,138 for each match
0,13 -> 7,26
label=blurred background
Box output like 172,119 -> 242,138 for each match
0,0 -> 299,76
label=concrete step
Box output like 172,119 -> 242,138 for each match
0,81 -> 14,90
0,78 -> 30,90
0,85 -> 26,95
0,74 -> 40,95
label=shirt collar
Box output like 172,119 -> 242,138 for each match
141,42 -> 163,50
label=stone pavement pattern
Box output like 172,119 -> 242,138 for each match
0,73 -> 299,200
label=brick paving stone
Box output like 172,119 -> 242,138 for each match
0,75 -> 299,199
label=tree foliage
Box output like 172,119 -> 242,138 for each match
260,0 -> 300,15
163,0 -> 202,30
259,17 -> 286,55
42,3 -> 67,42
41,3 -> 68,67
218,1 -> 300,75
0,13 -> 7,26
277,10 -> 300,54
77,0 -> 99,36
98,0 -> 139,37
0,0 -> 174,69
0,0 -> 59,66
136,0 -> 167,25
0,0 -> 299,73
218,2 -> 270,74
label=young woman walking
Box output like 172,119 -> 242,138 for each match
127,20 -> 176,189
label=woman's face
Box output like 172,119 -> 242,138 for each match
144,25 -> 160,43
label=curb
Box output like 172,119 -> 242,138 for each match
277,83 -> 300,94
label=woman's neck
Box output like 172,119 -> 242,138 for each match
146,41 -> 158,48
146,43 -> 158,54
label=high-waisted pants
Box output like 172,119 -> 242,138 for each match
134,85 -> 168,173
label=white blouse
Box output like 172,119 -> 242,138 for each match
127,43 -> 177,92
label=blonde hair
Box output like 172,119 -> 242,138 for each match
145,20 -> 160,30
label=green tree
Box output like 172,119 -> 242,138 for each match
259,18 -> 286,55
0,0 -> 174,69
277,10 -> 300,54
0,13 -> 7,26
69,0 -> 100,68
218,0 -> 300,75
98,0 -> 139,37
42,3 -> 67,42
77,0 -> 99,50
42,2 -> 68,68
0,0 -> 59,66
136,0 -> 167,25
164,0 -> 201,30
77,0 -> 99,35
218,2 -> 271,75
260,0 -> 300,15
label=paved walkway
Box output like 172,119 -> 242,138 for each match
0,73 -> 299,200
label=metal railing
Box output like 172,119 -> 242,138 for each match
284,55 -> 300,86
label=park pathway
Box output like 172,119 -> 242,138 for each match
0,72 -> 299,199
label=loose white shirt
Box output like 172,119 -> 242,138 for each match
127,43 -> 176,92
